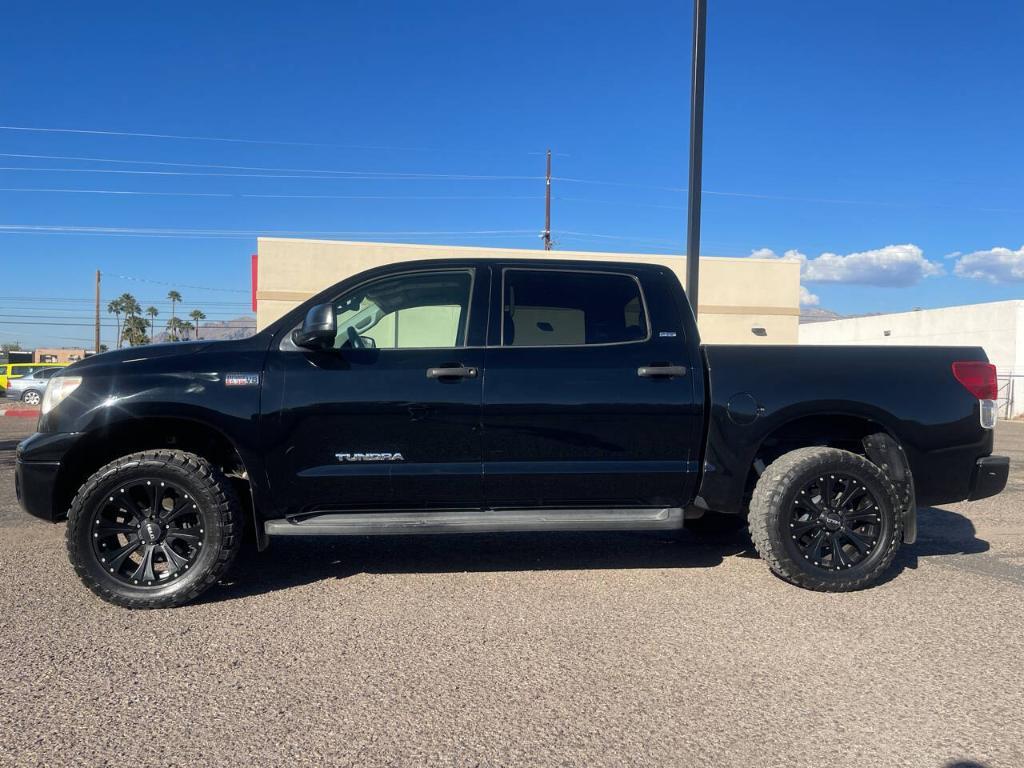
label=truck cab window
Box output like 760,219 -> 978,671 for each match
332,270 -> 473,350
502,269 -> 648,347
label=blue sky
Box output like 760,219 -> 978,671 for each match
0,0 -> 1021,348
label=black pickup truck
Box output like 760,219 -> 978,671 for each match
16,258 -> 1009,608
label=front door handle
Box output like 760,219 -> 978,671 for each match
637,365 -> 687,378
426,366 -> 478,379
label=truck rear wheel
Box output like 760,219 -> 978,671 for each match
66,450 -> 242,609
748,447 -> 902,591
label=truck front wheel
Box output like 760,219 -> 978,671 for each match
66,450 -> 242,609
748,447 -> 902,591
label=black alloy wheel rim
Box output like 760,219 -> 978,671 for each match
788,473 -> 884,573
90,479 -> 206,586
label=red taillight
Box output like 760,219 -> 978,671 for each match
952,361 -> 997,400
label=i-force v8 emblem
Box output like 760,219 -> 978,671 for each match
336,452 -> 405,462
225,373 -> 260,387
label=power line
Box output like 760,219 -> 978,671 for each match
555,230 -> 680,246
0,320 -> 255,328
110,273 -> 249,293
0,187 -> 544,202
0,124 -> 556,156
0,310 -> 253,320
0,295 -> 253,304
4,161 -> 1013,214
0,224 -> 538,239
0,124 -> 342,148
0,165 -> 541,182
0,187 -> 233,198
0,302 -> 253,311
556,181 -> 1023,215
0,152 -> 534,178
557,196 -> 684,211
8,316 -> 249,324
555,237 -> 679,254
241,193 -> 542,201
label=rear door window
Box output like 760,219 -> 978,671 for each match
501,269 -> 649,347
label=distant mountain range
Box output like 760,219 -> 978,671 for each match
153,315 -> 256,343
799,307 -> 843,323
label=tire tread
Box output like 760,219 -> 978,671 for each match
65,449 -> 241,609
747,447 -> 903,592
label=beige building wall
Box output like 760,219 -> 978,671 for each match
255,238 -> 801,344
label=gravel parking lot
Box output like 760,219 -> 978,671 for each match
1,417 -> 1022,768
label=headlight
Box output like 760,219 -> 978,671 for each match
42,376 -> 82,415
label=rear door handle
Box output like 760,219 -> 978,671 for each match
426,366 -> 478,379
637,365 -> 687,378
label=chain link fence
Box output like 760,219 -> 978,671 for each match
996,373 -> 1021,420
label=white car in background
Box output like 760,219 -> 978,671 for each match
4,367 -> 61,406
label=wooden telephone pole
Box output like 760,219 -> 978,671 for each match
94,270 -> 101,354
543,149 -> 552,250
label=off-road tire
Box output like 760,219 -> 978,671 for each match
66,450 -> 242,609
748,447 -> 902,591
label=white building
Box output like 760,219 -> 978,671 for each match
799,300 -> 1024,418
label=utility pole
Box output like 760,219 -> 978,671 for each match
543,148 -> 552,251
685,0 -> 708,318
94,270 -> 101,354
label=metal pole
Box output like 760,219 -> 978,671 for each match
685,0 -> 707,317
543,148 -> 552,251
94,269 -> 101,354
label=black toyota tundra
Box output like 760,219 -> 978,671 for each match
16,258 -> 1009,607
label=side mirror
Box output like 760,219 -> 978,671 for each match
292,303 -> 336,350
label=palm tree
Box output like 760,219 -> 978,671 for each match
106,298 -> 124,349
167,290 -> 182,340
145,306 -> 159,340
114,293 -> 142,347
189,309 -> 206,340
166,316 -> 186,342
181,320 -> 195,340
119,292 -> 141,320
122,315 -> 150,346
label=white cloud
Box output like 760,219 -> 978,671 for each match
799,285 -> 820,306
749,248 -> 803,262
750,243 -> 943,287
953,246 -> 1024,283
751,249 -> 817,305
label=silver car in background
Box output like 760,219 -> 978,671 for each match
4,367 -> 61,406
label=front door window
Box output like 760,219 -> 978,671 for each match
332,271 -> 473,350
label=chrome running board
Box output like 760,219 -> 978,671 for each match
265,507 -> 683,537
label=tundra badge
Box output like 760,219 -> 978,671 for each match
336,452 -> 405,462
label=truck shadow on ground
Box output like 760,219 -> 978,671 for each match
884,505 -> 990,580
205,506 -> 989,604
